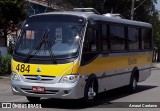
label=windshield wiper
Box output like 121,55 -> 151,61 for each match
23,29 -> 56,63
23,29 -> 48,63
41,30 -> 56,64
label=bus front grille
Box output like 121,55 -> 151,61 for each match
23,75 -> 55,81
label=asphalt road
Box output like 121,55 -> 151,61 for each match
0,68 -> 160,111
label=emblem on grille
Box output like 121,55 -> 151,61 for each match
36,75 -> 41,80
37,68 -> 41,72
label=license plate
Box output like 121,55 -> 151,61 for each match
32,86 -> 45,92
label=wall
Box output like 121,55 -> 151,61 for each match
0,36 -> 8,56
0,47 -> 8,56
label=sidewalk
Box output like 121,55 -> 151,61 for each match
0,75 -> 10,79
152,62 -> 160,68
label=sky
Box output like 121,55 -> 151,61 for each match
156,0 -> 160,11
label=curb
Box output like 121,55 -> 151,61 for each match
152,63 -> 160,68
0,76 -> 10,79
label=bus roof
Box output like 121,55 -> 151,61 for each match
31,11 -> 152,28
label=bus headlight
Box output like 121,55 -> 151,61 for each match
11,72 -> 21,81
60,74 -> 79,83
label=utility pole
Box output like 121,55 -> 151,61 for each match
131,0 -> 135,20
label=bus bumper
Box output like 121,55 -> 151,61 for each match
11,79 -> 85,99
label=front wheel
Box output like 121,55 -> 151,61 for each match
26,96 -> 41,103
84,78 -> 97,106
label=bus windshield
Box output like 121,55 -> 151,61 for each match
15,15 -> 85,59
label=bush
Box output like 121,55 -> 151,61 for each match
0,54 -> 12,75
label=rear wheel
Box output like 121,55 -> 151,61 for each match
26,96 -> 41,103
128,73 -> 138,92
84,78 -> 97,106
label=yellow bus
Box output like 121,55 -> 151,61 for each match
11,9 -> 152,104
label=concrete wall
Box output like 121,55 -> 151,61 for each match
0,47 -> 8,57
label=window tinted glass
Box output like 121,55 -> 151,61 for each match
110,25 -> 125,50
142,29 -> 152,49
15,15 -> 85,58
81,27 -> 98,65
102,24 -> 108,51
84,28 -> 97,52
128,27 -> 139,50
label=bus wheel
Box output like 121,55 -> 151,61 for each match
26,96 -> 41,103
84,78 -> 97,105
128,73 -> 138,92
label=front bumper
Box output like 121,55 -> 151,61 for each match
11,78 -> 85,99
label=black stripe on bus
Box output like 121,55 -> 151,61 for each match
96,67 -> 152,79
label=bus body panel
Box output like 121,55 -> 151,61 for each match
79,52 -> 152,75
139,68 -> 151,82
79,52 -> 152,93
11,76 -> 86,99
11,52 -> 152,98
12,60 -> 75,77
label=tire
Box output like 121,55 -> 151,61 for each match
128,73 -> 138,92
84,78 -> 97,106
26,96 -> 41,103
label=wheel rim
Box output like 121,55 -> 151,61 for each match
132,78 -> 137,90
87,83 -> 96,100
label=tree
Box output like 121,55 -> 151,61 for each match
103,0 -> 158,21
151,11 -> 160,61
0,0 -> 27,46
68,0 -> 160,61
67,0 -> 104,13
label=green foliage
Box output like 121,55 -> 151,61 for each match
0,0 -> 27,45
103,0 -> 158,21
68,0 -> 104,13
0,54 -> 12,75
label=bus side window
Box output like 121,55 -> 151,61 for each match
142,28 -> 152,50
110,25 -> 125,51
84,28 -> 97,52
81,27 -> 98,65
102,24 -> 108,51
128,27 -> 139,50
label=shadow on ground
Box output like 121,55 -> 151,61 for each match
152,67 -> 160,71
24,85 -> 158,109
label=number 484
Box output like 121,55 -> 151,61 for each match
16,64 -> 30,73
